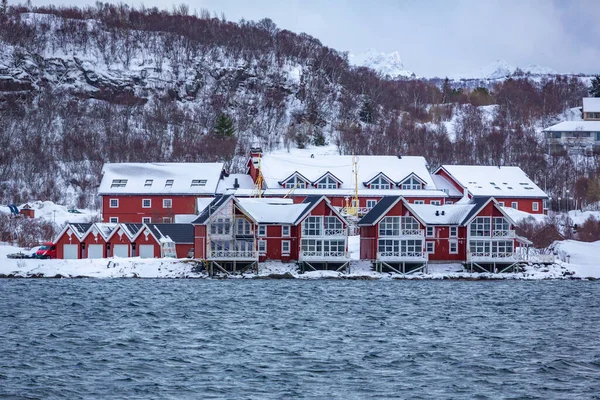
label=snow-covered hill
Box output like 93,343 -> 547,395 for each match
350,49 -> 414,78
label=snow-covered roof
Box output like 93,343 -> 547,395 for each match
406,203 -> 475,225
216,173 -> 255,193
196,198 -> 215,215
256,153 -> 437,190
439,165 -> 547,198
227,188 -> 448,198
85,223 -> 117,240
543,121 -> 600,131
236,198 -> 309,224
583,97 -> 600,113
431,175 -> 463,197
98,163 -> 224,195
174,214 -> 198,224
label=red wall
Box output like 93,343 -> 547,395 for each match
360,226 -> 376,260
109,231 -> 133,257
80,232 -> 108,258
102,195 -> 202,223
494,198 -> 544,214
194,225 -> 207,259
55,231 -> 83,259
175,243 -> 192,258
426,226 -> 467,262
133,233 -> 161,258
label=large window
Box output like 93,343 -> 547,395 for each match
400,177 -> 422,190
470,240 -> 491,254
492,241 -> 513,255
493,217 -> 510,235
316,176 -> 338,189
378,239 -> 399,254
303,216 -> 322,236
283,176 -> 307,189
401,216 -> 420,233
401,239 -> 422,255
301,239 -> 322,253
236,218 -> 252,235
379,217 -> 399,236
324,216 -> 343,235
370,176 -> 391,189
211,218 -> 231,235
470,217 -> 491,237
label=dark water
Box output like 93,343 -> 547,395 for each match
1,280 -> 599,399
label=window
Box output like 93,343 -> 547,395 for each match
316,176 -> 338,189
401,239 -> 422,255
258,225 -> 266,237
378,239 -> 399,255
366,200 -> 378,209
532,202 -> 539,212
165,179 -> 174,188
401,216 -> 420,233
492,240 -> 514,255
142,199 -> 151,208
144,179 -> 153,187
210,218 -> 231,235
303,216 -> 323,236
301,238 -> 322,253
449,240 -> 458,254
109,217 -> 118,223
370,176 -> 392,190
282,240 -> 290,254
191,179 -> 207,187
430,201 -> 441,206
414,200 -> 425,205
379,217 -> 399,236
470,240 -> 491,254
142,217 -> 151,223
426,241 -> 435,254
470,217 -> 491,237
282,225 -> 290,237
596,132 -> 600,141
499,202 -> 505,207
162,217 -> 172,223
400,177 -> 422,190
426,226 -> 434,237
109,199 -> 119,208
450,227 -> 457,238
236,218 -> 252,235
283,175 -> 307,189
324,216 -> 343,235
323,239 -> 345,255
446,201 -> 453,205
163,199 -> 172,208
511,202 -> 518,210
111,179 -> 127,188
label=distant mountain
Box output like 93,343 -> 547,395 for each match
349,49 -> 414,79
452,59 -> 559,81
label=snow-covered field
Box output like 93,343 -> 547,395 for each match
0,201 -> 99,226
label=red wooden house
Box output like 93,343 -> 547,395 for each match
54,223 -> 93,259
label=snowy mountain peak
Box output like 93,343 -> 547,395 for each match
350,49 -> 414,78
455,59 -> 559,80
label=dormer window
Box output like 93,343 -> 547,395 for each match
144,179 -> 153,187
111,179 -> 128,188
370,176 -> 392,190
191,179 -> 207,187
316,176 -> 338,189
400,177 -> 422,190
165,179 -> 174,188
282,175 -> 307,189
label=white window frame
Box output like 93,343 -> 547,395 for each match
426,241 -> 435,254
109,199 -> 119,208
426,226 -> 434,237
449,240 -> 458,254
414,200 -> 425,205
316,176 -> 338,189
499,202 -> 505,207
144,179 -> 153,187
370,176 -> 392,190
283,175 -> 307,189
532,202 -> 539,212
446,201 -> 453,205
281,240 -> 290,254
430,200 -> 441,206
162,217 -> 172,223
165,179 -> 174,188
366,199 -> 378,209
400,177 -> 422,190
142,217 -> 151,224
163,199 -> 172,209
511,202 -> 518,210
142,199 -> 151,208
449,227 -> 458,238
109,217 -> 118,223
258,240 -> 266,254
258,225 -> 266,237
282,225 -> 290,237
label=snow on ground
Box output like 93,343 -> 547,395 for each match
0,201 -> 99,225
551,240 -> 600,279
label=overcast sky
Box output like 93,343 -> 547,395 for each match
31,0 -> 600,77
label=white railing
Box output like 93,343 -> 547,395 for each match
467,252 -> 520,261
492,230 -> 516,237
209,250 -> 258,259
380,229 -> 424,237
324,228 -> 347,236
340,207 -> 371,216
299,250 -> 349,260
377,251 -> 428,260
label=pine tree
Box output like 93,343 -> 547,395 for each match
213,113 -> 235,138
0,0 -> 8,16
589,76 -> 600,98
359,98 -> 374,124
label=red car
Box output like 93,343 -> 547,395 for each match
36,242 -> 57,259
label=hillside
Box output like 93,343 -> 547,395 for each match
0,4 -> 595,210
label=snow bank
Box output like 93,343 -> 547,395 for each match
0,201 -> 99,225
551,240 -> 600,278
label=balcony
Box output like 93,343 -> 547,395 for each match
471,230 -> 516,238
377,251 -> 428,262
467,252 -> 521,263
304,228 -> 348,237
380,229 -> 424,237
299,250 -> 349,261
492,230 -> 516,238
209,250 -> 258,260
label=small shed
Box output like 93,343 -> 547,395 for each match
20,204 -> 35,219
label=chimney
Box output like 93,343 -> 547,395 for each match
435,210 -> 440,216
233,178 -> 239,189
441,210 -> 445,216
250,147 -> 263,158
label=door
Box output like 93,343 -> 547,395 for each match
63,244 -> 78,259
113,244 -> 129,258
139,244 -> 155,259
87,244 -> 103,259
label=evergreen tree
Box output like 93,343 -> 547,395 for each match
441,77 -> 451,103
0,0 -> 8,16
359,98 -> 374,124
213,113 -> 235,138
589,75 -> 600,98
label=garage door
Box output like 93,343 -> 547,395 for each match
87,244 -> 103,259
63,244 -> 78,259
139,244 -> 155,259
113,244 -> 129,258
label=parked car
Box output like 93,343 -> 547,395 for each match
36,242 -> 57,259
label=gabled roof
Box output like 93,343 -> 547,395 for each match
313,172 -> 343,185
460,197 -> 516,226
107,223 -> 143,241
406,203 -> 475,225
53,223 -> 93,243
543,120 -> 600,132
436,165 -> 547,198
278,171 -> 312,186
295,195 -> 346,225
583,97 -> 600,113
192,195 -> 232,225
397,172 -> 427,185
358,196 -> 403,226
363,172 -> 395,187
236,198 -> 308,224
144,224 -> 194,243
98,163 -> 224,195
82,223 -> 117,241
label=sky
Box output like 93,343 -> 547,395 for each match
30,0 -> 600,77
